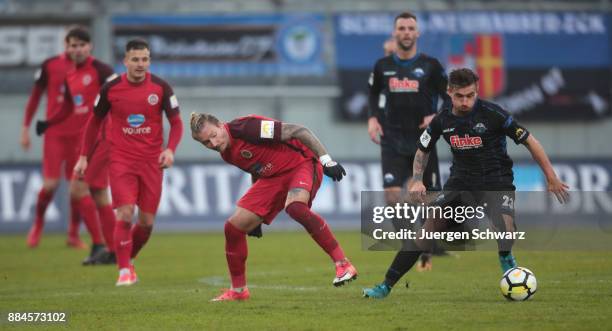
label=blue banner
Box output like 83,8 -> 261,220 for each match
335,12 -> 611,121
112,14 -> 326,78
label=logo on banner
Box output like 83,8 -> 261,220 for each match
278,22 -> 321,63
448,34 -> 505,99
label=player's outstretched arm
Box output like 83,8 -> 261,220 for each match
523,134 -> 570,204
281,123 -> 346,181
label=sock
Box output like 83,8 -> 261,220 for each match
130,224 -> 153,259
68,197 -> 81,238
498,251 -> 511,258
34,188 -> 54,228
383,251 -> 422,288
286,202 -> 345,262
97,205 -> 116,252
79,196 -> 104,245
114,221 -> 132,270
224,222 -> 248,289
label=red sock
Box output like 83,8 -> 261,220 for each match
131,224 -> 152,259
68,197 -> 81,238
97,205 -> 116,252
224,222 -> 248,288
34,189 -> 53,227
286,201 -> 345,262
114,221 -> 132,270
78,196 -> 103,245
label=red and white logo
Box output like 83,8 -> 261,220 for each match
450,134 -> 483,149
82,74 -> 92,86
389,78 -> 419,92
148,94 -> 159,105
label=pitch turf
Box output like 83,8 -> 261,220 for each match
1,231 -> 612,330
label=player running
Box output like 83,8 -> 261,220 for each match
363,68 -> 569,299
190,113 -> 358,302
22,26 -> 91,249
36,27 -> 117,265
367,12 -> 448,270
74,38 -> 183,286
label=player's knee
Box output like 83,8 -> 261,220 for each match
285,201 -> 309,220
91,189 -> 110,206
42,179 -> 60,192
116,206 -> 135,222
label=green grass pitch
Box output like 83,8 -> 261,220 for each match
1,231 -> 612,330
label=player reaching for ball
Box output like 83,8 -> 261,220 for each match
190,112 -> 358,302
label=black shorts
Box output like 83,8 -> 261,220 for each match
431,189 -> 516,223
381,146 -> 440,190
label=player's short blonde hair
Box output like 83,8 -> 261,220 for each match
190,112 -> 220,139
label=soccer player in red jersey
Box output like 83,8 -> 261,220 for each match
74,39 -> 183,286
21,26 -> 93,249
190,113 -> 358,302
36,27 -> 118,265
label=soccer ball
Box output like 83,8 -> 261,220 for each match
500,267 -> 537,301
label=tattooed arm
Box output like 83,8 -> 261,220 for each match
409,149 -> 430,196
281,123 -> 346,181
281,123 -> 328,157
412,149 -> 430,182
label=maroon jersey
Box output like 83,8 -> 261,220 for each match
92,72 -> 180,162
24,53 -> 81,136
54,57 -> 114,140
221,115 -> 317,178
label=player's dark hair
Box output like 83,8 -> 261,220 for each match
125,38 -> 150,52
65,26 -> 90,43
190,112 -> 220,139
394,11 -> 417,25
448,68 -> 480,90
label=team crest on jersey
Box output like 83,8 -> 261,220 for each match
82,74 -> 92,86
412,68 -> 425,78
240,150 -> 253,159
389,77 -> 419,92
148,94 -> 159,106
473,122 -> 487,134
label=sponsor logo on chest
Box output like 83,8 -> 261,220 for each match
389,77 -> 419,92
450,134 -> 483,149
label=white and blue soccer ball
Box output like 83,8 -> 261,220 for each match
500,267 -> 537,301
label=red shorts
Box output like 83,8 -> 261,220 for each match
42,134 -> 81,180
83,140 -> 110,189
109,159 -> 163,214
237,160 -> 323,224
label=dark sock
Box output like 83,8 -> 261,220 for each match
383,250 -> 422,288
498,251 -> 511,258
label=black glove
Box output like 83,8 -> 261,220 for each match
35,120 -> 49,136
323,161 -> 346,182
247,224 -> 263,238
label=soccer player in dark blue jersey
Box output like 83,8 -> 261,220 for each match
363,68 -> 569,299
